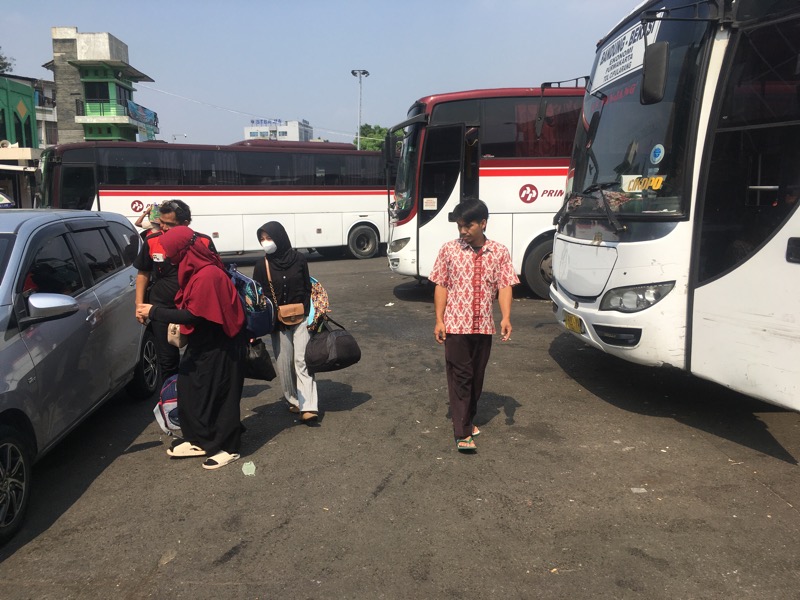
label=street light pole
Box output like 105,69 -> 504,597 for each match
351,69 -> 369,150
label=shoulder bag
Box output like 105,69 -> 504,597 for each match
265,259 -> 306,326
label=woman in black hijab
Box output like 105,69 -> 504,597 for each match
252,222 -> 319,423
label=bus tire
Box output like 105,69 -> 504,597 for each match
523,239 -> 554,299
346,225 -> 379,259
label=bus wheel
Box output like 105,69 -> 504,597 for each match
347,225 -> 379,259
523,239 -> 554,299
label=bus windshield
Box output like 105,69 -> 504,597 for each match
392,116 -> 423,223
565,1 -> 713,221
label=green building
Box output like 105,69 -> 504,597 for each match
43,27 -> 158,143
0,76 -> 40,207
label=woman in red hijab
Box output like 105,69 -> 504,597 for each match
136,225 -> 246,469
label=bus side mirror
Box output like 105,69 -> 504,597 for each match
383,133 -> 394,167
641,41 -> 669,105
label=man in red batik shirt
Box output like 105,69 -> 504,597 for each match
429,198 -> 519,452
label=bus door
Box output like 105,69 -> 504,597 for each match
417,124 -> 479,276
689,14 -> 800,410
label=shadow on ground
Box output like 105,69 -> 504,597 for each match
548,332 -> 797,464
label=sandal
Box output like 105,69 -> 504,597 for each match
456,436 -> 477,452
167,441 -> 206,458
472,426 -> 481,437
300,412 -> 319,423
202,451 -> 241,470
285,401 -> 300,414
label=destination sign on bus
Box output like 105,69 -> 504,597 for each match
592,16 -> 662,93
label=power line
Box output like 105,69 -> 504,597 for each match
137,83 -> 382,142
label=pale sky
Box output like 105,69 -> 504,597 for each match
4,0 -> 637,145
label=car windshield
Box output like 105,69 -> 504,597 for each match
0,234 -> 15,284
564,0 -> 713,222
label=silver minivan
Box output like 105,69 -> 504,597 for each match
0,210 -> 159,543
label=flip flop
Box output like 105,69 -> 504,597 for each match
456,436 -> 477,452
167,441 -> 206,458
300,412 -> 319,423
202,451 -> 241,470
285,401 -> 300,414
472,426 -> 481,437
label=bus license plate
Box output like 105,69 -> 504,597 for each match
564,311 -> 583,334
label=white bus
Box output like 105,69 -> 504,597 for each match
551,0 -> 800,409
38,140 -> 389,258
386,84 -> 585,297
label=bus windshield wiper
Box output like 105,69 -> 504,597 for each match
554,181 -> 626,233
582,182 -> 626,234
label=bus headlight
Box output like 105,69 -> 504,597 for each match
389,237 -> 410,253
599,281 -> 675,313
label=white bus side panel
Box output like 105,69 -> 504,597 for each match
97,189 -> 386,253
690,220 -> 800,411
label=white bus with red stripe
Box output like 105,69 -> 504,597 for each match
38,140 -> 388,258
385,83 -> 585,297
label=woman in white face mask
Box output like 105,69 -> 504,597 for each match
252,222 -> 319,424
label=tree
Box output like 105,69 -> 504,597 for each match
355,123 -> 402,153
0,48 -> 14,74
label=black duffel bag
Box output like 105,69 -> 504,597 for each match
305,316 -> 361,374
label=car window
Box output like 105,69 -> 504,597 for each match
22,235 -> 83,296
107,221 -> 140,266
70,228 -> 119,284
99,227 -> 123,269
0,234 -> 13,283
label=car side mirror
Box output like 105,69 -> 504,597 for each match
18,293 -> 79,328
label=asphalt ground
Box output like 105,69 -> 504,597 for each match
1,254 -> 799,599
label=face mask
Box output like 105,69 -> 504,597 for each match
261,240 -> 277,254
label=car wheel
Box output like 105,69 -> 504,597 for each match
523,239 -> 554,299
0,426 -> 33,546
346,225 -> 379,259
126,328 -> 160,399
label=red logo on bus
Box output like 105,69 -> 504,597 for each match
131,200 -> 144,212
519,184 -> 539,204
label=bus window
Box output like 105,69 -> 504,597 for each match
419,125 -> 464,226
238,151 -> 293,185
98,147 -> 181,186
182,150 -> 237,186
61,166 -> 96,210
700,15 -> 800,282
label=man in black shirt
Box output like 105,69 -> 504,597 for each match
133,200 -> 217,382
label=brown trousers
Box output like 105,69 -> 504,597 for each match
444,334 -> 493,439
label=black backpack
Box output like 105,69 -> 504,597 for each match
304,316 -> 361,374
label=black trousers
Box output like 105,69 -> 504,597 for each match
151,319 -> 181,382
444,334 -> 492,439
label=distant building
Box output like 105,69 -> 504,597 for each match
4,75 -> 58,148
244,119 -> 312,142
0,75 -> 41,207
43,26 -> 159,143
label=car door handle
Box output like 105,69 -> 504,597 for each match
86,307 -> 100,323
129,274 -> 136,286
787,238 -> 800,264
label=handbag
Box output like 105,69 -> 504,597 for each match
243,339 -> 277,381
167,323 -> 187,348
265,259 -> 306,326
304,315 -> 361,374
